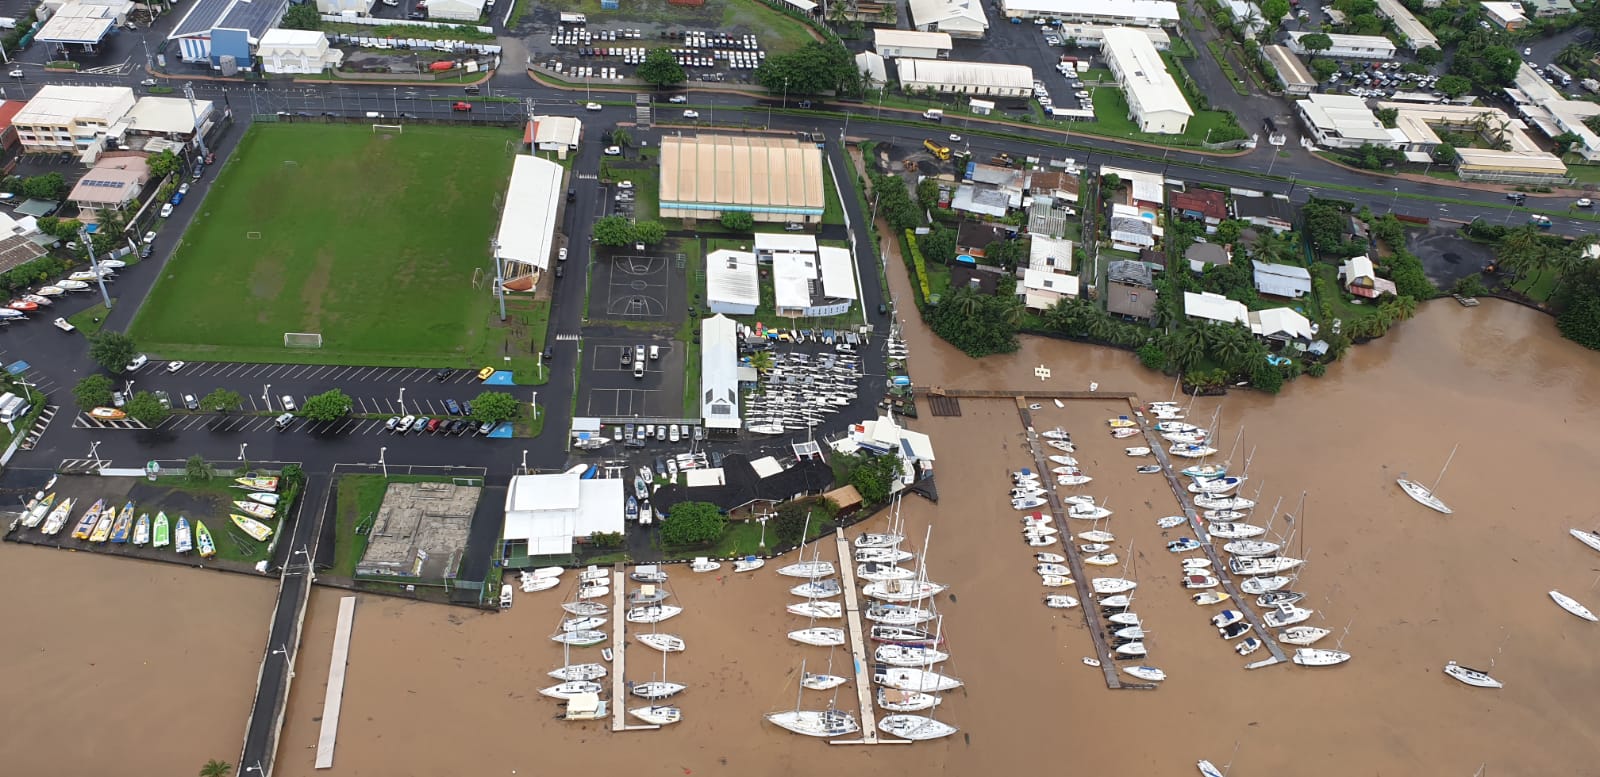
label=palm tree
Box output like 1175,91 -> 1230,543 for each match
827,0 -> 850,26
750,351 -> 775,373
1251,230 -> 1292,265
951,288 -> 981,317
1000,298 -> 1024,328
1391,294 -> 1418,320
1211,326 -> 1249,372
1497,225 -> 1546,279
1163,326 -> 1205,370
878,2 -> 897,23
1556,43 -> 1589,71
199,761 -> 233,777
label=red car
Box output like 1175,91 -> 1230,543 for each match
427,418 -> 443,432
452,101 -> 472,112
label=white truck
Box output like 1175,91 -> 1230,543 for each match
1583,78 -> 1600,95
559,12 -> 587,24
922,108 -> 943,121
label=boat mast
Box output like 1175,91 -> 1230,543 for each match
1429,443 -> 1460,496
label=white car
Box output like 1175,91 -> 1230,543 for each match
142,231 -> 157,244
603,145 -> 622,155
649,344 -> 660,360
179,182 -> 190,195
7,69 -> 21,79
1578,198 -> 1594,208
160,203 -> 174,218
558,247 -> 568,261
683,109 -> 699,119
586,102 -> 602,111
1523,47 -> 1532,56
668,95 -> 688,103
124,354 -> 149,372
617,180 -> 634,190
948,133 -> 962,143
281,394 -> 297,411
165,360 -> 186,373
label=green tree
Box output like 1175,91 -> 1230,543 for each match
1432,142 -> 1458,164
1310,57 -> 1340,81
148,150 -> 180,179
199,760 -> 233,777
918,225 -> 956,264
660,501 -> 726,545
280,2 -> 321,30
1298,33 -> 1334,56
72,374 -> 114,410
301,389 -> 353,421
610,128 -> 632,148
1435,74 -> 1473,98
1450,44 -> 1520,90
1552,131 -> 1583,155
471,391 -> 521,423
1414,46 -> 1442,66
1557,295 -> 1600,350
592,215 -> 636,247
719,211 -> 754,231
1555,43 -> 1589,71
1215,219 -> 1245,245
927,286 -> 1020,357
1261,0 -> 1289,27
1375,107 -> 1399,128
756,41 -> 862,96
185,454 -> 214,483
1137,342 -> 1168,371
637,47 -> 686,87
772,500 -> 811,547
200,388 -> 243,413
21,173 -> 65,200
915,177 -> 940,211
89,331 -> 138,374
1250,362 -> 1286,394
984,239 -> 1026,269
124,390 -> 169,426
633,220 -> 666,245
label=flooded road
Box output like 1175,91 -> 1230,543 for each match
7,248 -> 1600,776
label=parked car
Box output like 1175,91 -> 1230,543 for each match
633,360 -> 645,378
649,344 -> 660,360
386,416 -> 403,431
558,247 -> 567,262
398,414 -> 416,431
160,203 -> 174,218
411,416 -> 430,432
616,180 -> 634,190
183,393 -> 198,410
281,394 -> 297,411
477,420 -> 495,435
125,354 -> 149,372
154,390 -> 171,409
1577,198 -> 1593,208
433,367 -> 452,381
604,145 -> 622,156
275,412 -> 295,430
682,109 -> 699,119
178,182 -> 190,195
166,360 -> 186,373
785,222 -> 805,231
477,366 -> 495,380
452,101 -> 473,111
586,102 -> 602,111
668,95 -> 688,103
427,418 -> 443,432
142,231 -> 157,244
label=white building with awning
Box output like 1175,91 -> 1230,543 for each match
700,314 -> 741,431
494,154 -> 562,291
502,473 -> 624,557
1183,290 -> 1248,325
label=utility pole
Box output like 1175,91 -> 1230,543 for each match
80,225 -> 112,308
490,238 -> 506,321
184,82 -> 209,161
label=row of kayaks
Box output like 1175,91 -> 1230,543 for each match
19,488 -> 280,557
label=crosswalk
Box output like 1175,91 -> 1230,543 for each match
554,333 -> 581,342
18,406 -> 58,450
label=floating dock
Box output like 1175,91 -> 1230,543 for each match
314,596 -> 357,769
611,568 -> 626,732
833,530 -> 881,744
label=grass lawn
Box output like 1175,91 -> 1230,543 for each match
331,474 -> 460,578
1088,88 -> 1236,147
603,159 -> 659,219
1311,264 -> 1380,324
822,161 -> 845,226
129,124 -> 534,373
674,238 -> 705,417
1512,269 -> 1559,302
67,301 -> 112,337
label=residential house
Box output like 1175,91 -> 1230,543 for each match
1252,260 -> 1312,298
1523,0 -> 1575,16
1138,248 -> 1167,272
1109,203 -> 1156,252
1107,260 -> 1157,320
1185,242 -> 1231,273
0,100 -> 24,153
951,184 -> 1017,218
1183,291 -> 1248,325
955,221 -> 1016,257
1249,307 -> 1316,344
257,29 -> 344,75
1028,171 -> 1079,199
951,259 -> 1004,294
1027,195 -> 1073,238
1029,235 -> 1073,272
1020,267 -> 1080,310
1171,188 -> 1226,225
1339,255 -> 1398,298
67,154 -> 148,223
1480,1 -> 1527,29
1233,195 -> 1294,233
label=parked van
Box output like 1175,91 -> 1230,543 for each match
274,412 -> 295,431
0,395 -> 30,424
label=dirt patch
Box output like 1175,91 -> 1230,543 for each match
299,246 -> 336,333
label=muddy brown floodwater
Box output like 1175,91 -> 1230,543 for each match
7,274 -> 1600,777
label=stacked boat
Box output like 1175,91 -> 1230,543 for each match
743,350 -> 862,434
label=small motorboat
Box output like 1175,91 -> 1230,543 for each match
630,565 -> 670,583
1036,563 -> 1071,577
1115,642 -> 1147,658
6,299 -> 38,311
1199,760 -> 1226,777
1044,595 -> 1078,609
1181,557 -> 1212,569
1218,622 -> 1253,640
577,585 -> 610,600
89,505 -> 117,543
1057,474 -> 1093,487
1234,637 -> 1263,656
108,503 -> 135,543
234,476 -> 280,492
791,579 -> 843,599
1079,543 -> 1110,554
1192,591 -> 1230,606
549,663 -> 608,682
1278,626 -> 1331,645
1046,440 -> 1076,452
1025,534 -> 1057,547
732,556 -> 765,573
630,705 -> 682,725
1292,648 -> 1352,667
521,575 -> 559,593
35,285 -> 65,297
231,514 -> 274,541
1048,455 -> 1078,467
1011,469 -> 1040,482
629,584 -> 671,604
1210,609 -> 1245,628
1167,538 -> 1201,552
1444,660 -> 1502,688
1241,576 -> 1291,594
1136,465 -> 1162,474
638,634 -> 686,653
132,513 -> 150,545
1549,590 -> 1598,622
195,520 -> 216,558
1111,428 -> 1140,439
1184,575 -> 1219,589
152,512 -> 169,547
1040,574 -> 1073,587
248,492 -> 282,506
1156,515 -> 1187,529
71,500 -> 104,540
1035,552 -> 1065,563
1013,496 -> 1048,510
55,279 -> 90,291
1099,594 -> 1133,609
1068,505 -> 1112,520
1107,416 -> 1136,428
1264,604 -> 1314,628
1123,665 -> 1166,682
1041,428 -> 1071,441
88,407 -> 127,420
21,294 -> 52,307
1021,512 -> 1052,526
1107,612 -> 1141,626
689,557 -> 721,573
1125,447 -> 1151,457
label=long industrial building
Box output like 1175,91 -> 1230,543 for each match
659,134 -> 826,224
1102,28 -> 1192,135
895,58 -> 1035,96
999,0 -> 1179,26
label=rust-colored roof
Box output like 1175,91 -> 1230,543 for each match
1171,188 -> 1226,219
0,100 -> 25,129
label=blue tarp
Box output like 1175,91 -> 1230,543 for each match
484,371 -> 516,386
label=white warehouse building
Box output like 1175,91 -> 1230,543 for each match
895,58 -> 1035,97
1286,31 -> 1397,59
873,29 -> 953,59
999,0 -> 1179,26
1102,28 -> 1193,135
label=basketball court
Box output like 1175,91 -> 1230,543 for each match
591,253 -> 684,324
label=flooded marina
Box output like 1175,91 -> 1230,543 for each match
7,291 -> 1600,774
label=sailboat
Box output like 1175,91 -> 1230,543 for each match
1569,528 -> 1600,553
638,633 -> 685,653
174,516 -> 193,553
152,512 -> 170,548
879,714 -> 957,741
562,601 -> 608,617
877,687 -> 940,713
541,681 -> 604,700
631,649 -> 686,699
803,646 -> 848,691
765,659 -> 860,737
777,561 -> 835,578
1397,443 -> 1456,514
1444,660 -> 1503,688
41,497 -> 75,536
874,644 -> 949,667
630,704 -> 682,725
873,663 -> 963,692
625,605 -> 684,624
788,600 -> 844,619
549,663 -> 608,682
865,603 -> 933,626
1548,590 -> 1597,621
1292,648 -> 1352,666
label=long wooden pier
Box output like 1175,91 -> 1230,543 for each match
313,596 -> 357,769
1136,412 -> 1289,668
611,569 -> 627,731
1015,400 -> 1128,690
832,530 -> 880,744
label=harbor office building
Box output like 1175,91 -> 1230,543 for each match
501,473 -> 625,560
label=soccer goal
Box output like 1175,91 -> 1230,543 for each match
372,123 -> 404,134
284,332 -> 323,348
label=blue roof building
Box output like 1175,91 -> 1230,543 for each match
167,0 -> 291,68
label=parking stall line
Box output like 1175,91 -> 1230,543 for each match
268,364 -> 295,378
335,419 -> 356,435
451,372 -> 474,384
421,399 -> 439,415
224,363 -> 252,377
351,367 -> 376,381
386,370 -> 406,383
251,417 -> 275,432
291,419 -> 314,433
310,365 -> 336,380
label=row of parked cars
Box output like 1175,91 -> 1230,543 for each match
383,413 -> 495,435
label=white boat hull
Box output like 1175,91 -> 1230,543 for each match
877,687 -> 940,712
1277,626 -> 1331,645
638,634 -> 686,652
1397,478 -> 1451,514
874,666 -> 962,692
549,663 -> 608,681
1549,590 -> 1598,621
765,709 -> 860,737
789,627 -> 847,647
788,601 -> 844,619
1444,661 -> 1502,688
879,714 -> 958,740
630,705 -> 682,725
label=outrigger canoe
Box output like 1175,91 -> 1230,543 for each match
152,512 -> 170,548
230,514 -> 274,542
232,500 -> 276,520
89,504 -> 119,543
195,521 -> 216,558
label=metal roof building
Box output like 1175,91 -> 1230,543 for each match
495,155 -> 563,289
1374,0 -> 1438,50
999,0 -> 1178,26
700,314 -> 741,430
1252,260 -> 1312,298
1263,45 -> 1316,96
169,0 -> 290,66
705,249 -> 760,316
1103,28 -> 1192,134
502,474 -> 624,557
1286,31 -> 1396,59
36,1 -> 132,50
1296,93 -> 1404,149
907,0 -> 989,38
660,134 -> 825,224
873,28 -> 953,58
1183,291 -> 1248,325
895,58 -> 1035,97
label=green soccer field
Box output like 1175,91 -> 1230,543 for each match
130,123 -> 529,367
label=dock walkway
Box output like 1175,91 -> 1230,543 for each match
833,530 -> 879,743
314,596 -> 357,769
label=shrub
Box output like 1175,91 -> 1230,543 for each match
903,229 -> 931,300
661,501 -> 726,546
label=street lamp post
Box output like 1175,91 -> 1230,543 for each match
238,442 -> 248,462
264,384 -> 272,411
1390,187 -> 1401,213
758,514 -> 770,548
398,387 -> 406,413
379,446 -> 387,478
521,449 -> 528,475
88,440 -> 101,466
183,82 -> 209,161
80,225 -> 112,308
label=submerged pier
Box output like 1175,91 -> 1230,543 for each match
833,529 -> 880,744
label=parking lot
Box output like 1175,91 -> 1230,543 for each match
72,407 -> 513,437
579,336 -> 686,421
160,361 -> 487,384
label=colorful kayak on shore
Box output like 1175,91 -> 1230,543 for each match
108,502 -> 135,543
196,521 -> 216,558
89,504 -> 118,543
174,516 -> 193,554
153,512 -> 170,548
133,513 -> 150,546
72,499 -> 104,540
22,492 -> 54,528
42,497 -> 75,536
233,476 -> 279,492
230,514 -> 273,542
232,500 -> 276,520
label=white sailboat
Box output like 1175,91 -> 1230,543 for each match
873,664 -> 962,692
1123,665 -> 1167,682
637,633 -> 686,652
857,563 -> 916,582
631,649 -> 687,700
874,644 -> 950,667
1444,660 -> 1503,689
1397,443 -> 1457,515
1263,604 -> 1314,628
789,627 -> 847,647
1240,575 -> 1290,594
549,663 -> 608,682
1277,626 -> 1331,645
879,714 -> 958,741
625,605 -> 684,624
1292,648 -> 1352,666
865,603 -> 933,626
877,687 -> 940,713
1044,594 -> 1079,609
765,660 -> 861,738
777,561 -> 836,578
540,680 -> 603,699
1569,528 -> 1600,553
856,547 -> 914,564
1092,578 -> 1138,594
1548,590 -> 1597,621
562,601 -> 608,616
630,704 -> 682,725
863,579 -> 946,602
788,600 -> 844,619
